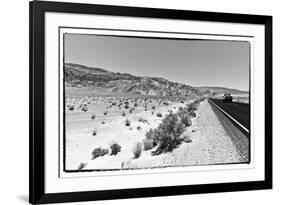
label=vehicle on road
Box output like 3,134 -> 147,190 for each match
222,93 -> 233,103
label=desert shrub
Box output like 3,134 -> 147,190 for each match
143,128 -> 158,151
134,103 -> 138,107
152,106 -> 156,110
91,114 -> 96,119
91,147 -> 109,159
110,143 -> 121,155
129,108 -> 133,114
178,106 -> 184,112
81,105 -> 88,112
125,119 -> 131,126
132,142 -> 143,159
137,126 -> 142,130
189,111 -> 196,118
92,129 -> 97,136
101,121 -> 105,124
68,105 -> 74,111
143,139 -> 155,151
188,103 -> 198,112
124,104 -> 129,109
152,111 -> 154,115
77,162 -> 87,170
104,111 -> 108,115
112,102 -> 117,106
144,112 -> 186,155
154,113 -> 185,154
156,113 -> 162,118
180,113 -> 192,127
145,128 -> 156,140
122,112 -> 126,117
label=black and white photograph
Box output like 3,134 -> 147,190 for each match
63,30 -> 251,172
27,1 -> 273,204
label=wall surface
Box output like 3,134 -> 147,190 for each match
0,0 -> 279,204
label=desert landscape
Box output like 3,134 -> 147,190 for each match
64,63 -> 249,171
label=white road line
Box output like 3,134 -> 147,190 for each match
208,99 -> 249,133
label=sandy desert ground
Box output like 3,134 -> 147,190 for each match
64,94 -> 247,171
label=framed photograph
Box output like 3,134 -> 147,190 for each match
29,1 -> 272,204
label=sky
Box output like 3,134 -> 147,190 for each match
64,33 -> 250,91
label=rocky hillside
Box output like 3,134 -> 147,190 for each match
64,63 -> 202,97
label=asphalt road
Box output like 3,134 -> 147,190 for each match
209,98 -> 250,131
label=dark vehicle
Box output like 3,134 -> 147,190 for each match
223,93 -> 233,103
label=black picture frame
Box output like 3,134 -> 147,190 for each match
29,1 -> 272,204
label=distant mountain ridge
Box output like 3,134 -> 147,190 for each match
64,63 -> 248,97
196,86 -> 249,96
64,63 -> 203,97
